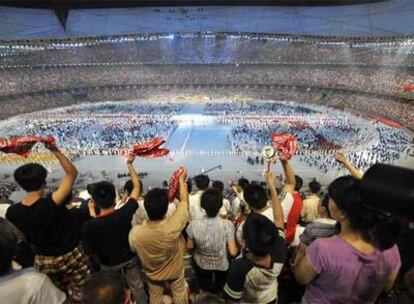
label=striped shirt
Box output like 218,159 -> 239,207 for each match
224,228 -> 287,304
299,218 -> 338,246
186,217 -> 235,271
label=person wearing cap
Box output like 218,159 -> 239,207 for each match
82,157 -> 148,304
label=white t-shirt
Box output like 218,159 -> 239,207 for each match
231,192 -> 245,217
222,198 -> 231,216
280,192 -> 294,223
0,268 -> 66,304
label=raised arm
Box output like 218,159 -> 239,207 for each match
335,152 -> 363,179
179,168 -> 189,206
47,142 -> 78,205
126,156 -> 141,201
265,168 -> 285,230
280,158 -> 296,194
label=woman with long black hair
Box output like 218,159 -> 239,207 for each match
294,175 -> 401,304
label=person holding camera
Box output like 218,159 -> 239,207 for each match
294,175 -> 401,304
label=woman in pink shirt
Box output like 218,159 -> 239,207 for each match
294,176 -> 401,304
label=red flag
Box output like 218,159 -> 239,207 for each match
0,135 -> 55,158
403,85 -> 414,92
123,137 -> 170,158
271,133 -> 297,160
168,167 -> 185,202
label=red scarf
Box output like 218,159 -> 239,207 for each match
285,192 -> 303,245
122,137 -> 170,158
0,135 -> 55,158
271,133 -> 297,160
168,167 -> 186,202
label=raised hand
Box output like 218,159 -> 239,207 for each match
126,155 -> 136,165
179,167 -> 188,182
44,140 -> 59,152
334,152 -> 349,165
227,177 -> 234,186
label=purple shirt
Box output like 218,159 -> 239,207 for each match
304,235 -> 401,304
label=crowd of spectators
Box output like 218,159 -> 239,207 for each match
1,34 -> 413,66
0,140 -> 412,304
0,102 -> 182,155
1,100 -> 410,173
206,101 -> 378,155
299,123 -> 411,173
0,64 -> 412,98
0,34 -> 413,303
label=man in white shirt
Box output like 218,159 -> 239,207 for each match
212,180 -> 231,217
229,178 -> 249,218
279,159 -> 297,223
189,174 -> 211,220
0,218 -> 66,304
190,176 -> 228,220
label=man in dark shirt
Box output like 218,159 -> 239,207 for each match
6,141 -> 89,301
82,157 -> 147,303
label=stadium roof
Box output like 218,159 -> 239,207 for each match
0,0 -> 413,39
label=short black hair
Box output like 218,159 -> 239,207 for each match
90,181 -> 116,209
320,194 -> 331,218
14,163 -> 47,192
82,271 -> 125,304
123,179 -> 142,195
243,184 -> 267,210
201,188 -> 223,217
186,180 -> 193,193
295,175 -> 303,191
144,188 -> 169,221
243,213 -> 278,257
194,174 -> 210,190
309,179 -> 321,194
212,180 -> 224,193
123,180 -> 133,194
0,218 -> 17,275
238,178 -> 249,190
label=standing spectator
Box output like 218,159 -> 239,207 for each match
280,159 -> 303,245
235,183 -> 276,247
5,142 -> 89,301
115,179 -> 134,210
298,194 -> 338,247
82,157 -> 147,304
224,170 -> 287,303
294,176 -> 401,303
186,188 -> 238,294
230,178 -> 249,218
129,168 -> 189,304
0,218 -> 66,304
301,178 -> 321,224
212,180 -> 231,217
293,194 -> 338,267
189,174 -> 210,220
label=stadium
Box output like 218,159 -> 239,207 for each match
0,2 -> 414,304
1,32 -> 413,188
